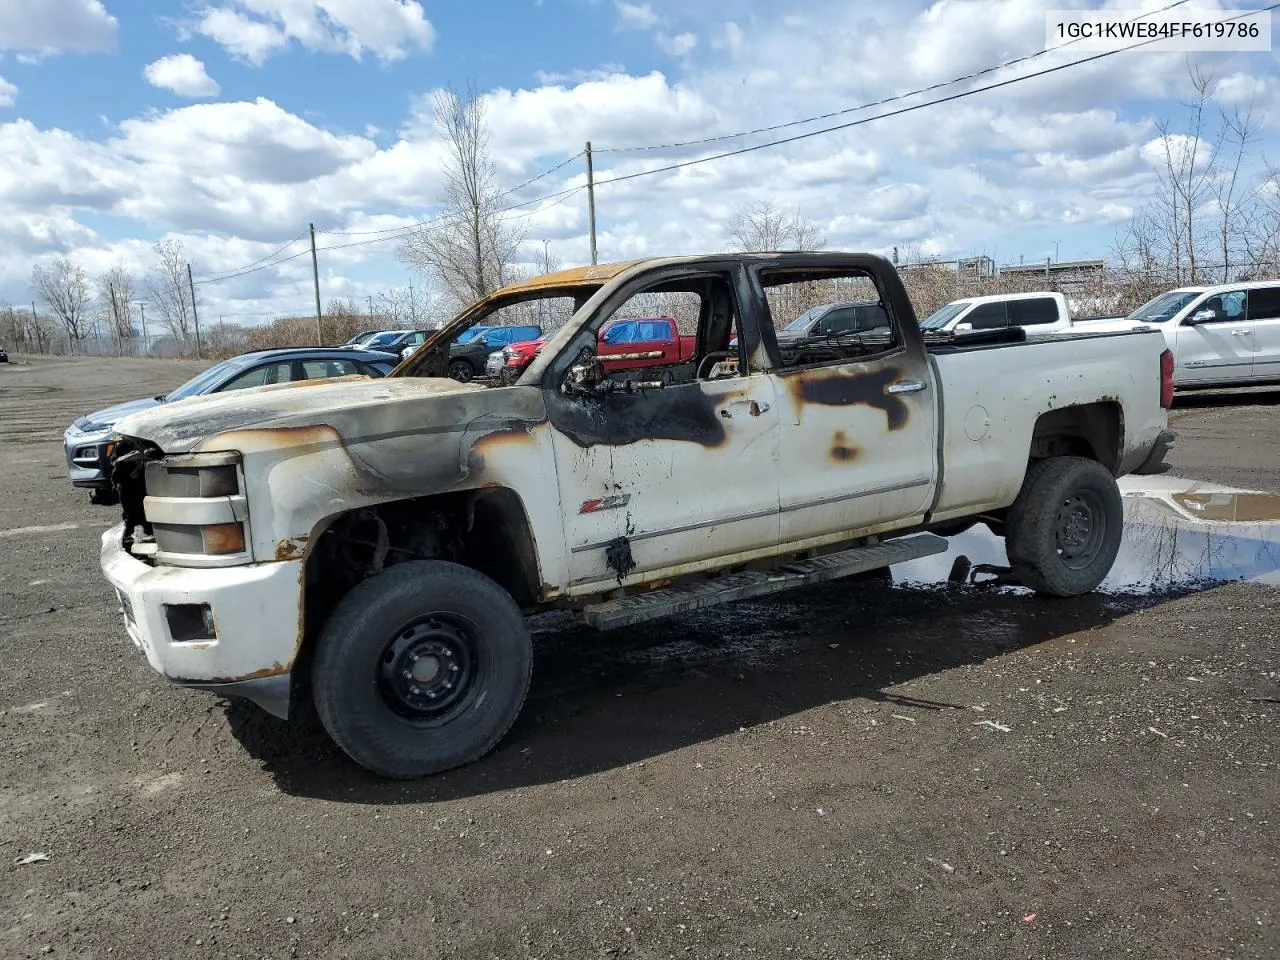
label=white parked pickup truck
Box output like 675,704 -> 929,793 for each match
100,253 -> 1174,778
1079,280 -> 1280,389
920,291 -> 1076,336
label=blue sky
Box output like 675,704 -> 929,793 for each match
1,0 -> 1278,326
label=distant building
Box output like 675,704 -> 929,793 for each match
998,258 -> 1107,291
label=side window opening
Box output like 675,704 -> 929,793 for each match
1200,291 -> 1247,322
758,267 -> 901,369
1247,287 -> 1280,323
1009,298 -> 1058,326
966,302 -> 1009,330
583,274 -> 747,385
221,361 -> 293,391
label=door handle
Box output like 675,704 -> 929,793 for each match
886,379 -> 928,394
720,399 -> 770,418
1231,330 -> 1252,337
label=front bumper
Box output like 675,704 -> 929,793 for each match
100,523 -> 305,718
63,427 -> 112,488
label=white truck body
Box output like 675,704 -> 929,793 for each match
97,252 -> 1174,775
1074,281 -> 1280,388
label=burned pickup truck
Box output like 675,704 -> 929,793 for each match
100,253 -> 1174,778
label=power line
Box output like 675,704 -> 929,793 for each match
318,151 -> 586,237
594,0 -> 1193,155
590,4 -> 1279,190
195,231 -> 309,283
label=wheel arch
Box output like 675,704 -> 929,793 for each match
294,485 -> 543,682
1028,400 -> 1124,475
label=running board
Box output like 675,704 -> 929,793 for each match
582,533 -> 948,630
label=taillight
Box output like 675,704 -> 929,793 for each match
1160,349 -> 1174,408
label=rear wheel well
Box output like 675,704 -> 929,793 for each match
1028,402 -> 1122,474
297,488 -> 540,676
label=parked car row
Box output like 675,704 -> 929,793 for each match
919,280 -> 1280,390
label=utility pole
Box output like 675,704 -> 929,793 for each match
1044,256 -> 1050,282
31,301 -> 41,352
138,301 -> 147,356
187,263 -> 202,360
310,222 -> 323,345
585,141 -> 598,266
543,239 -> 551,273
368,295 -> 373,318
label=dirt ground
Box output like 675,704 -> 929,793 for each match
0,355 -> 1276,960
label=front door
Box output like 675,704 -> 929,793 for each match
546,269 -> 781,593
1176,290 -> 1254,385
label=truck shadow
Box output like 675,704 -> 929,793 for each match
224,578 -> 1189,803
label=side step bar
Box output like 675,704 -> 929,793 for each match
582,533 -> 948,630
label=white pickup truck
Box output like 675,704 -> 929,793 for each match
920,291 -> 1075,336
99,253 -> 1174,778
1079,280 -> 1280,389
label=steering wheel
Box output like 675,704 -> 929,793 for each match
696,351 -> 738,380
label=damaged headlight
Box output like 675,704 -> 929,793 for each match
142,451 -> 251,566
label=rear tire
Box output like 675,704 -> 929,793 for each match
1005,456 -> 1123,597
448,359 -> 475,383
311,560 -> 532,778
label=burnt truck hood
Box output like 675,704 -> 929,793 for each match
111,376 -> 490,453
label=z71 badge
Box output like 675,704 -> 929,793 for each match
579,494 -> 631,514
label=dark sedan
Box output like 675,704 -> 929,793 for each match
64,347 -> 399,503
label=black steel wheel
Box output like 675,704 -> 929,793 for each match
1005,456 -> 1123,597
311,560 -> 531,778
378,615 -> 477,721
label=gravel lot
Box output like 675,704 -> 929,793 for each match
1,355 -> 1276,959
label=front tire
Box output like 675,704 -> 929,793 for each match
448,359 -> 475,383
1005,456 -> 1123,597
311,560 -> 532,778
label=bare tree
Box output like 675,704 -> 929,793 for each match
1243,164 -> 1280,276
728,199 -> 827,252
31,258 -> 92,348
98,265 -> 137,351
400,83 -> 526,308
147,238 -> 194,346
1213,100 -> 1262,282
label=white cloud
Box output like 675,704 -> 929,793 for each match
144,54 -> 221,98
196,8 -> 289,65
3,0 -> 1279,324
0,75 -> 16,107
0,0 -> 117,53
656,32 -> 697,56
195,0 -> 436,64
614,1 -> 659,30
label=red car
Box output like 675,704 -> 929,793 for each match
488,316 -> 696,383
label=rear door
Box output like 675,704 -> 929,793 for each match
1176,290 -> 1253,385
1245,286 -> 1280,383
756,263 -> 938,548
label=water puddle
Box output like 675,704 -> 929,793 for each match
893,476 -> 1280,593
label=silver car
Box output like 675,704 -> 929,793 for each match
64,347 -> 399,504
